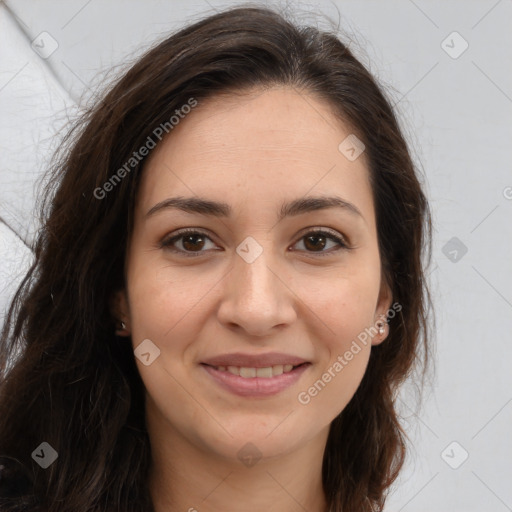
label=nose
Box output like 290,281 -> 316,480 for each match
216,244 -> 297,337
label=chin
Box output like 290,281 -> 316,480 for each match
196,417 -> 314,462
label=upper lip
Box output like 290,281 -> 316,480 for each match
201,352 -> 309,368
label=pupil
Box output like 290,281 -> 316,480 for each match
183,234 -> 204,251
305,234 -> 326,251
180,234 -> 327,252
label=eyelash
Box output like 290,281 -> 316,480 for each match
160,227 -> 351,258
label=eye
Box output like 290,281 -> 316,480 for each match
291,228 -> 350,256
160,228 -> 351,257
160,228 -> 217,256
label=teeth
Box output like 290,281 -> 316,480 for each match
216,364 -> 299,378
272,365 -> 284,376
240,367 -> 256,378
227,365 -> 240,376
256,367 -> 272,378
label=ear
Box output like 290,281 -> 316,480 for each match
371,273 -> 393,347
109,288 -> 131,336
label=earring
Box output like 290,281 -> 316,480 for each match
115,320 -> 129,336
377,318 -> 387,335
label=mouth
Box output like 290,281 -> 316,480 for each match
200,362 -> 311,397
202,362 -> 308,378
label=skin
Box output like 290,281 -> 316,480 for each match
113,86 -> 392,512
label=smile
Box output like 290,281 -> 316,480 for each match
210,364 -> 297,378
201,362 -> 311,397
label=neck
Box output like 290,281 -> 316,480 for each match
147,411 -> 329,512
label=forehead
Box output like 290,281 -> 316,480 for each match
136,86 -> 374,229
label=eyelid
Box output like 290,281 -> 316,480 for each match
291,227 -> 352,257
160,227 -> 217,247
295,226 -> 350,247
160,226 -> 352,256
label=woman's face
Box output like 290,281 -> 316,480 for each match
118,86 -> 392,461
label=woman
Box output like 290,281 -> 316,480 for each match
0,5 -> 434,512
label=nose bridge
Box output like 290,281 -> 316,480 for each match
233,235 -> 281,307
217,234 -> 295,334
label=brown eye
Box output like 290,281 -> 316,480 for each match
161,228 -> 350,258
161,230 -> 216,256
304,233 -> 328,251
181,233 -> 207,251
292,229 -> 349,256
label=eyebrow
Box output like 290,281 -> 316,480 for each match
146,195 -> 364,222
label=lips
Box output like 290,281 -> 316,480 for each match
201,362 -> 311,397
200,352 -> 311,397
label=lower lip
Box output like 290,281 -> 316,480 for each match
201,363 -> 311,397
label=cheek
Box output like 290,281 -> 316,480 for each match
298,305 -> 373,416
305,269 -> 380,348
301,350 -> 371,417
294,273 -> 378,412
126,267 -> 205,422
126,256 -> 208,343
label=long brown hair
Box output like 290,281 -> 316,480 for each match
0,5 -> 434,511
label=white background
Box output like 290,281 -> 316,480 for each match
1,1 -> 511,511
